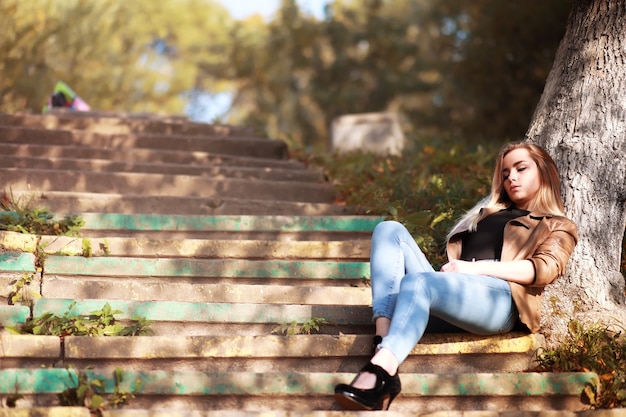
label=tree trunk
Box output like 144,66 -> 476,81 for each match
526,0 -> 626,343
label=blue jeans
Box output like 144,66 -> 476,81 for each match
370,221 -> 518,364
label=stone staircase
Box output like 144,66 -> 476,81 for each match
0,111 -> 597,416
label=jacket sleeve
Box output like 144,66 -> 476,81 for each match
528,218 -> 578,287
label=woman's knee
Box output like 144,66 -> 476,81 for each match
399,271 -> 436,293
373,220 -> 406,240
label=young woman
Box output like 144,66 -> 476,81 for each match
334,142 -> 578,411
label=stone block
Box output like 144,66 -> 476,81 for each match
331,112 -> 404,155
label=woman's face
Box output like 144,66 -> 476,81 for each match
501,148 -> 541,210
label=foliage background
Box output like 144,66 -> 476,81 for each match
1,0 -> 572,147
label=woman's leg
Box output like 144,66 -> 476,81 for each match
370,221 -> 434,325
380,271 -> 518,366
349,221 -> 436,390
348,271 -> 517,390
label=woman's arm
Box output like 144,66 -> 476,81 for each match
440,259 -> 535,284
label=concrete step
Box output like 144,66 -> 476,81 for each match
0,252 -> 36,273
100,411 -> 625,417
0,305 -> 30,327
0,155 -> 323,183
0,410 -> 618,417
0,126 -> 287,159
0,112 -> 255,137
1,231 -> 372,259
63,333 -> 541,374
30,298 -> 370,328
41,256 -> 369,280
0,332 -> 541,374
74,213 -> 382,234
0,367 -> 596,412
1,168 -> 336,203
40,280 -> 370,307
6,191 -> 361,216
2,143 -> 305,170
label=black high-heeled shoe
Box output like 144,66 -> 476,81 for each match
334,362 -> 401,411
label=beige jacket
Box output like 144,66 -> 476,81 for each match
446,207 -> 578,333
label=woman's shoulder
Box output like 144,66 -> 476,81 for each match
531,213 -> 577,235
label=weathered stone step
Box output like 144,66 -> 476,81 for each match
0,112 -> 254,137
0,155 -> 323,183
0,252 -> 36,273
0,368 -> 596,412
0,332 -> 541,375
103,411 -> 624,417
28,297 -> 368,336
1,168 -> 335,203
0,409 -> 617,417
7,191 -> 360,216
1,214 -> 381,240
31,298 -> 370,328
40,279 -> 370,307
42,256 -> 369,279
61,333 -> 540,374
2,232 -> 371,259
2,143 -> 305,170
0,126 -> 287,159
0,334 -> 60,367
0,305 -> 30,327
77,213 -> 380,232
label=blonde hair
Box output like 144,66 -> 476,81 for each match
447,142 -> 565,240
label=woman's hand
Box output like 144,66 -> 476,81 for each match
440,259 -> 535,285
440,260 -> 477,274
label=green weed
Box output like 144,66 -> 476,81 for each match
59,366 -> 141,414
272,317 -> 329,335
82,238 -> 92,257
534,320 -> 626,409
0,190 -> 84,236
8,272 -> 40,307
6,301 -> 153,337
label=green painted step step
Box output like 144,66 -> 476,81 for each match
0,252 -> 36,272
43,256 -> 370,279
76,213 -> 384,232
0,305 -> 30,326
1,213 -> 383,233
32,299 -> 371,325
0,368 -> 597,397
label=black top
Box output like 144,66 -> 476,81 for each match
460,207 -> 530,261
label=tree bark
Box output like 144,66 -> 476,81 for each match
526,0 -> 626,343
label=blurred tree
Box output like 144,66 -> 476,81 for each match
308,0 -> 439,148
0,0 -> 233,115
214,0 -> 572,148
211,0 -> 441,148
418,0 -> 573,140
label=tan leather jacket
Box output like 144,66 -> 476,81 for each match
446,207 -> 578,333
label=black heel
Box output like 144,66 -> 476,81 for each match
371,335 -> 383,356
334,362 -> 401,411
